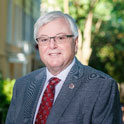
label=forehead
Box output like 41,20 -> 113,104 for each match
37,18 -> 72,36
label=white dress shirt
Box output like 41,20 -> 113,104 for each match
33,58 -> 75,123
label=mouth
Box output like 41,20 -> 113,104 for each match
49,53 -> 61,56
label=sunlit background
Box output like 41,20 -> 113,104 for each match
0,0 -> 124,123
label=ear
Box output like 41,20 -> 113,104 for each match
74,37 -> 78,54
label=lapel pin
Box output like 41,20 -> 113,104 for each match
69,83 -> 75,89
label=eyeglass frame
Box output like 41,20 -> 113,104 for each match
36,33 -> 74,46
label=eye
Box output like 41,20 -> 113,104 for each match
40,38 -> 49,42
57,35 -> 66,40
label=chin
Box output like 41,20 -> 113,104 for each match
47,62 -> 63,69
49,64 -> 62,68
49,59 -> 62,64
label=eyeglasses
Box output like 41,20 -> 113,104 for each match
36,34 -> 74,46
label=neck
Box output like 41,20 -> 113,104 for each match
47,66 -> 66,76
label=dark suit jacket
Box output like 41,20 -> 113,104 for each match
6,58 -> 122,124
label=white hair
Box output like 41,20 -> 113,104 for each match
34,11 -> 78,42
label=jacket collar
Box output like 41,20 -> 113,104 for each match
23,68 -> 46,124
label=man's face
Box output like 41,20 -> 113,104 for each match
37,18 -> 78,75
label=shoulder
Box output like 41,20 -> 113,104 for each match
12,67 -> 46,95
14,67 -> 46,87
18,67 -> 45,80
84,65 -> 117,88
76,59 -> 117,88
83,65 -> 112,80
76,58 -> 113,79
76,60 -> 119,101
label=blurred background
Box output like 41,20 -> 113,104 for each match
0,0 -> 124,123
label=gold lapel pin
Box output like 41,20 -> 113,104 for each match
69,83 -> 75,89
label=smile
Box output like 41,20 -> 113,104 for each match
49,53 -> 61,56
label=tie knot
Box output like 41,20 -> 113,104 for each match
49,77 -> 61,86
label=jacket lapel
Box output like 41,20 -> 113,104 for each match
46,59 -> 85,124
23,68 -> 47,124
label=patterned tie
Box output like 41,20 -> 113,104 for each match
35,77 -> 61,124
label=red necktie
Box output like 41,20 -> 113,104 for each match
35,77 -> 61,124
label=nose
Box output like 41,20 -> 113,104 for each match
49,38 -> 57,49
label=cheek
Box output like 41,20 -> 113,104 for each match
62,44 -> 75,57
38,47 -> 47,58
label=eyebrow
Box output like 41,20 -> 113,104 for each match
38,32 -> 69,37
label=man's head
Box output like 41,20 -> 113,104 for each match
34,11 -> 78,41
34,11 -> 78,75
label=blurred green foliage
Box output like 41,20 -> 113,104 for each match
89,0 -> 124,83
67,0 -> 124,83
0,78 -> 15,124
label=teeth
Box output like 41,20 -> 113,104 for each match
50,53 -> 58,56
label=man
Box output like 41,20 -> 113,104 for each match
6,11 -> 122,124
